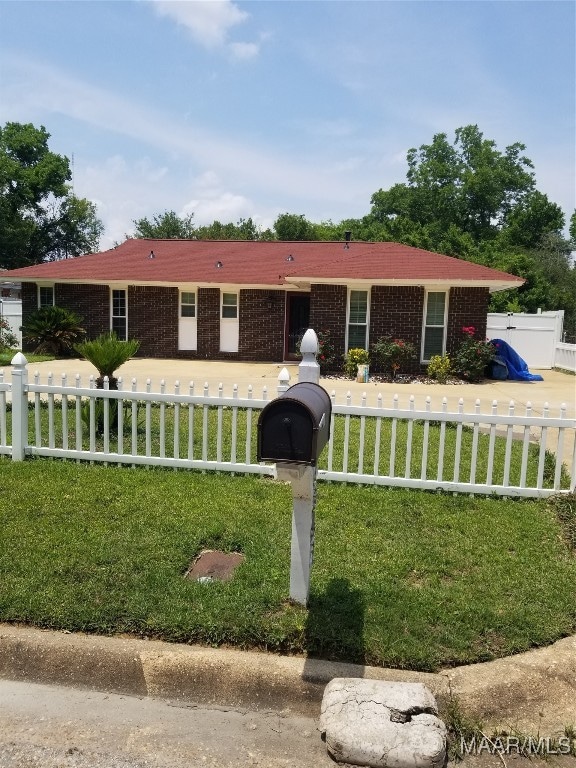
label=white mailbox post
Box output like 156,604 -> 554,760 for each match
258,329 -> 329,607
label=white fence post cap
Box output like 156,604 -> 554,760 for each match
11,352 -> 28,367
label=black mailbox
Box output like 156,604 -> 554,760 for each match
257,382 -> 332,465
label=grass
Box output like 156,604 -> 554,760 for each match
1,459 -> 575,671
0,350 -> 54,366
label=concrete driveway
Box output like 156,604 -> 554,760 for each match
23,356 -> 575,415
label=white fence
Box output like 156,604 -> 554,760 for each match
554,343 -> 576,373
1,357 -> 574,498
486,310 -> 575,370
0,298 -> 22,347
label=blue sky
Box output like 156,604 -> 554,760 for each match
1,0 -> 574,249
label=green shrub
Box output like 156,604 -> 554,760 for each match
370,336 -> 416,378
316,329 -> 338,372
427,354 -> 452,383
0,317 -> 18,351
451,326 -> 495,382
343,347 -> 370,379
22,306 -> 86,356
75,332 -> 140,389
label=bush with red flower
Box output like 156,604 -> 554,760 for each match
451,326 -> 495,382
371,335 -> 416,379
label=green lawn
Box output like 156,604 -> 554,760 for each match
0,351 -> 53,366
1,459 -> 574,671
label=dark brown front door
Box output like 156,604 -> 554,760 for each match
285,293 -> 310,359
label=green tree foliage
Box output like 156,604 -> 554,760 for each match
195,217 -> 261,240
0,122 -> 103,268
130,211 -> 266,241
369,125 -> 542,247
274,213 -> 319,241
131,210 -> 196,239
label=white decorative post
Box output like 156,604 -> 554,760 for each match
10,352 -> 28,461
276,461 -> 316,606
298,328 -> 320,385
277,366 -> 291,394
277,328 -> 320,606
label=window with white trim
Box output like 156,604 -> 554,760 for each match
38,286 -> 54,308
422,291 -> 447,361
221,292 -> 238,319
111,289 -> 127,340
180,291 -> 196,318
347,289 -> 369,349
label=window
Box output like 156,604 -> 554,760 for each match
111,289 -> 127,340
38,286 -> 54,308
181,292 -> 196,318
347,290 -> 368,349
221,292 -> 238,319
422,291 -> 447,361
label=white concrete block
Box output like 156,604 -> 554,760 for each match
319,678 -> 446,768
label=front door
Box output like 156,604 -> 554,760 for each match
285,293 -> 310,359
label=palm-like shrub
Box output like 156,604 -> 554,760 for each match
22,306 -> 86,356
75,332 -> 140,390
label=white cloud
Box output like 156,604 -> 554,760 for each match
229,41 -> 259,60
151,0 -> 259,58
182,192 -> 250,225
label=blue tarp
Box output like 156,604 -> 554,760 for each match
489,339 -> 544,382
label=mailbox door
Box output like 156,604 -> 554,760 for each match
258,402 -> 315,464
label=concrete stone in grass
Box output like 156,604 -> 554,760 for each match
319,678 -> 446,768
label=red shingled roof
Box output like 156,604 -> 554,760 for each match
3,239 -> 524,290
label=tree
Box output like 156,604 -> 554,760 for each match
0,122 -> 103,268
195,217 -> 260,240
369,125 -> 538,248
131,210 -> 195,239
274,213 -> 319,241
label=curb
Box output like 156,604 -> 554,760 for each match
1,624 -> 575,736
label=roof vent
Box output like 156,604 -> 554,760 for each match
344,231 -> 352,250
286,254 -> 294,262
148,250 -> 155,259
215,260 -> 223,268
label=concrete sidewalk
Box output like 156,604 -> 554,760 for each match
1,624 -> 575,739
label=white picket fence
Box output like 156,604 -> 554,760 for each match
1,357 -> 574,498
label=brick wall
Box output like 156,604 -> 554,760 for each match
446,287 -> 490,353
55,284 -> 110,339
20,283 -> 37,353
309,284 -> 348,362
239,289 -> 285,361
21,282 -> 110,352
128,286 -> 179,357
369,286 -> 425,372
19,281 -> 491,364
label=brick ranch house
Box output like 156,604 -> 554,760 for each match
3,238 -> 523,369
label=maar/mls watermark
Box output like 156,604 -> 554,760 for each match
460,735 -> 575,756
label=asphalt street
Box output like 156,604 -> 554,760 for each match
0,679 -> 334,768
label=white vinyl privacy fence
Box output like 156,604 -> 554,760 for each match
1,355 -> 574,498
487,310 -> 576,371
